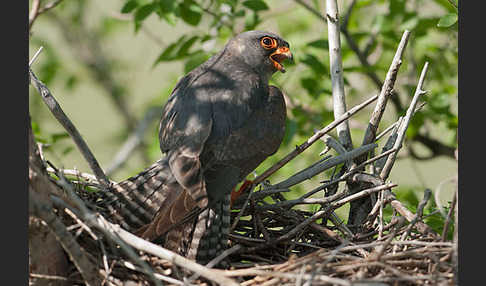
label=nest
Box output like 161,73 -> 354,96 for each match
29,162 -> 456,286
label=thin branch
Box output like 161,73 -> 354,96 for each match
388,197 -> 439,238
294,0 -> 326,21
253,93 -> 379,186
272,143 -> 377,189
29,46 -> 44,67
441,183 -> 457,241
254,148 -> 399,212
446,0 -> 458,10
380,62 -> 429,181
29,0 -> 41,31
29,0 -> 66,32
326,0 -> 353,150
38,0 -> 65,13
360,30 -> 411,155
29,67 -> 111,187
46,167 -> 117,186
97,217 -> 239,286
29,190 -> 102,286
294,0 -> 455,159
46,12 -> 138,131
245,183 -> 396,252
399,189 -> 432,243
105,107 -> 162,176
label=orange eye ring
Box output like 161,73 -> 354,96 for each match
260,36 -> 277,50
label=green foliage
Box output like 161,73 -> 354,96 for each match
388,187 -> 454,240
31,120 -> 75,157
437,13 -> 457,28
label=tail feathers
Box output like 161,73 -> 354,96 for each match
102,158 -> 177,232
135,189 -> 197,241
191,194 -> 231,265
101,158 -> 231,265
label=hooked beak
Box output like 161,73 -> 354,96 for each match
270,46 -> 293,73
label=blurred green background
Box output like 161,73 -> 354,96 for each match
29,0 -> 457,224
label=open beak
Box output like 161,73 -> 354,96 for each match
270,46 -> 293,73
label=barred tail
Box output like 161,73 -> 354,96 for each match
101,157 -> 178,232
100,158 -> 231,265
193,194 -> 231,264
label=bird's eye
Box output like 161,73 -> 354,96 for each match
261,37 -> 276,49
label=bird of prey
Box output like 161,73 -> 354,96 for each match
105,30 -> 292,265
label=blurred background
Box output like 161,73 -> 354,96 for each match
29,0 -> 458,225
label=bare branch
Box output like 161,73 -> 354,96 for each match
253,93 -> 379,186
29,0 -> 41,32
29,46 -> 44,67
105,107 -> 162,176
29,67 -> 111,187
29,0 -> 65,32
326,0 -> 353,150
96,217 -> 239,286
245,183 -> 396,252
441,181 -> 457,241
294,0 -> 455,159
398,189 -> 432,243
46,12 -> 138,131
272,143 -> 377,189
380,62 -> 429,181
360,30 -> 411,153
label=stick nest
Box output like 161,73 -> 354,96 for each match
41,171 -> 456,286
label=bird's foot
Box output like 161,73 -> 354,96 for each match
230,179 -> 253,206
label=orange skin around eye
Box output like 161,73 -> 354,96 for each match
260,37 -> 277,50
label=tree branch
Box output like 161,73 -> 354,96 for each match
326,0 -> 353,150
29,67 -> 111,187
253,93 -> 379,186
380,62 -> 429,181
294,0 -> 455,159
360,30 -> 410,155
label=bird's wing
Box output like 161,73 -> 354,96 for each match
158,72 -> 214,209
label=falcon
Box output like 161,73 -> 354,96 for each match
105,30 -> 292,264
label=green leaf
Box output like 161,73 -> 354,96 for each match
184,51 -> 211,73
134,3 -> 156,22
161,12 -> 177,25
242,0 -> 269,11
134,3 -> 156,31
307,39 -> 328,50
179,0 -> 202,26
437,13 -> 458,27
300,77 -> 320,95
62,146 -> 75,155
51,132 -> 70,143
176,36 -> 199,58
121,0 -> 139,13
159,0 -> 176,13
31,120 -> 48,144
153,40 -> 183,65
153,35 -> 201,66
300,54 -> 327,75
234,9 -> 246,17
64,75 -> 78,90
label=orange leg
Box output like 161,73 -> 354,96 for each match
230,180 -> 253,207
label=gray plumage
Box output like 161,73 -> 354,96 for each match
104,30 -> 291,265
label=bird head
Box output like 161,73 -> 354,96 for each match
226,30 -> 293,77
